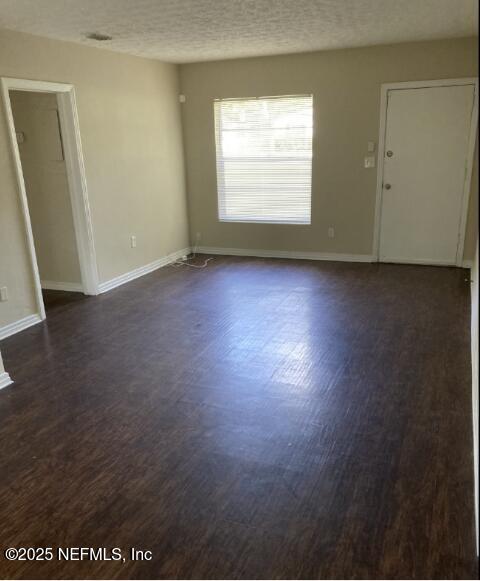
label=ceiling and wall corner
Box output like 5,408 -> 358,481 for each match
0,0 -> 477,63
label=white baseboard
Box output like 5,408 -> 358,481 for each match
41,280 -> 83,292
196,246 -> 374,263
98,247 -> 191,294
0,371 -> 13,390
0,313 -> 43,341
379,256 -> 459,266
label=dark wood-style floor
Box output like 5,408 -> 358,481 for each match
0,256 -> 477,580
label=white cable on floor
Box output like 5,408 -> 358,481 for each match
171,241 -> 213,269
172,256 -> 213,269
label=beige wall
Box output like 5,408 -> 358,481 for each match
0,28 -> 189,328
179,37 -> 478,258
0,31 -> 477,334
10,90 -> 82,286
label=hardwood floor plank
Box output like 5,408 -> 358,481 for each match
0,257 -> 476,579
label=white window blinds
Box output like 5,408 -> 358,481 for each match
214,95 -> 313,224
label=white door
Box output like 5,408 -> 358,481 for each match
379,84 -> 475,265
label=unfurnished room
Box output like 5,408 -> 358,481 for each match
0,1 -> 478,580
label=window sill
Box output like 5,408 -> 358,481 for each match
219,219 -> 311,225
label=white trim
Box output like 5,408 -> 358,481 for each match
0,77 -> 100,317
56,89 -> 99,295
463,259 -> 474,269
372,82 -> 389,263
1,78 -> 75,93
374,77 -> 479,91
98,247 -> 191,293
196,246 -> 374,263
0,314 -> 43,341
376,257 -> 458,267
41,280 -> 83,292
373,77 -> 479,267
0,372 -> 13,390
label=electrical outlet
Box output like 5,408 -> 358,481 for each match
0,287 -> 8,302
364,155 -> 376,168
328,227 -> 335,239
130,235 -> 137,248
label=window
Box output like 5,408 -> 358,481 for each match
214,95 -> 313,224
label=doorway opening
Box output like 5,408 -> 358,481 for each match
1,78 -> 99,321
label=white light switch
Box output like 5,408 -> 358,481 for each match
130,235 -> 137,248
367,141 -> 376,152
364,156 -> 376,168
16,131 -> 25,144
0,287 -> 8,302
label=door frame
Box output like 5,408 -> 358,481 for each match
372,77 -> 479,267
1,77 -> 99,320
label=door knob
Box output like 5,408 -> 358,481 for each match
384,183 -> 392,190
386,150 -> 394,157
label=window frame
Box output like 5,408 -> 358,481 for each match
214,94 -> 314,226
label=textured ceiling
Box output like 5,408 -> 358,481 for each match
0,0 -> 477,63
